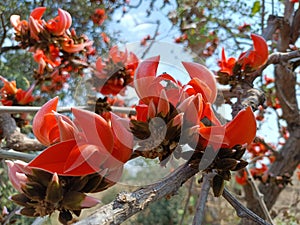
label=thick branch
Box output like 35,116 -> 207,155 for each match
74,163 -> 199,225
0,113 -> 44,151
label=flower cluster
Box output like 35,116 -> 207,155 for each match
91,8 -> 107,26
130,56 -> 256,173
238,23 -> 251,33
93,46 -> 139,95
10,7 -> 94,93
235,138 -> 292,187
217,34 -> 268,84
7,97 -> 133,223
0,76 -> 35,106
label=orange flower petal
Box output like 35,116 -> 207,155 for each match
32,97 -> 59,146
182,62 -> 217,103
72,108 -> 114,152
30,7 -> 46,20
64,144 -> 109,175
134,56 -> 160,102
28,139 -> 77,174
224,106 -> 256,148
110,112 -> 133,163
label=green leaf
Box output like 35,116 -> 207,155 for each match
251,1 -> 261,16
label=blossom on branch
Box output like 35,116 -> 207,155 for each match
93,46 -> 139,95
217,34 -> 268,84
0,76 -> 35,106
30,97 -> 133,177
131,56 -> 256,165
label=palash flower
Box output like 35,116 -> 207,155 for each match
32,96 -> 61,146
45,8 -> 72,36
134,56 -> 217,106
131,56 -> 220,163
15,84 -> 36,105
217,34 -> 268,79
28,7 -> 46,41
61,37 -> 94,53
9,97 -> 133,222
237,34 -> 268,71
0,76 -> 18,95
0,76 -> 35,106
94,46 -> 139,95
218,48 -> 237,76
6,160 -> 102,222
10,15 -> 29,36
198,106 -> 257,150
28,7 -> 72,39
131,56 -> 256,167
91,8 -> 107,26
29,97 -> 133,177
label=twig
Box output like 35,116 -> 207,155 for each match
0,105 -> 136,115
74,163 -> 199,225
140,20 -> 160,59
0,13 -> 7,51
244,167 -> 274,224
2,207 -> 20,225
179,179 -> 194,225
249,50 -> 300,82
192,172 -> 215,225
222,188 -> 272,225
0,149 -> 36,162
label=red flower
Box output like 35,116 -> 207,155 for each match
174,33 -> 188,43
0,76 -> 35,106
15,84 -> 35,105
218,48 -> 237,76
5,160 -> 31,192
10,15 -> 29,36
94,46 -> 139,95
264,75 -> 274,85
28,7 -> 46,40
61,37 -> 93,53
45,8 -> 72,36
29,98 -> 133,176
0,76 -> 17,95
134,56 -> 217,105
32,97 -> 61,146
198,107 -> 257,149
101,32 -> 110,44
235,170 -> 247,185
238,23 -> 251,33
91,8 -> 106,26
237,34 -> 268,71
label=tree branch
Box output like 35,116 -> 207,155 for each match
222,188 -> 272,225
0,113 -> 44,152
74,163 -> 199,225
192,172 -> 215,225
245,167 -> 274,224
249,50 -> 300,82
